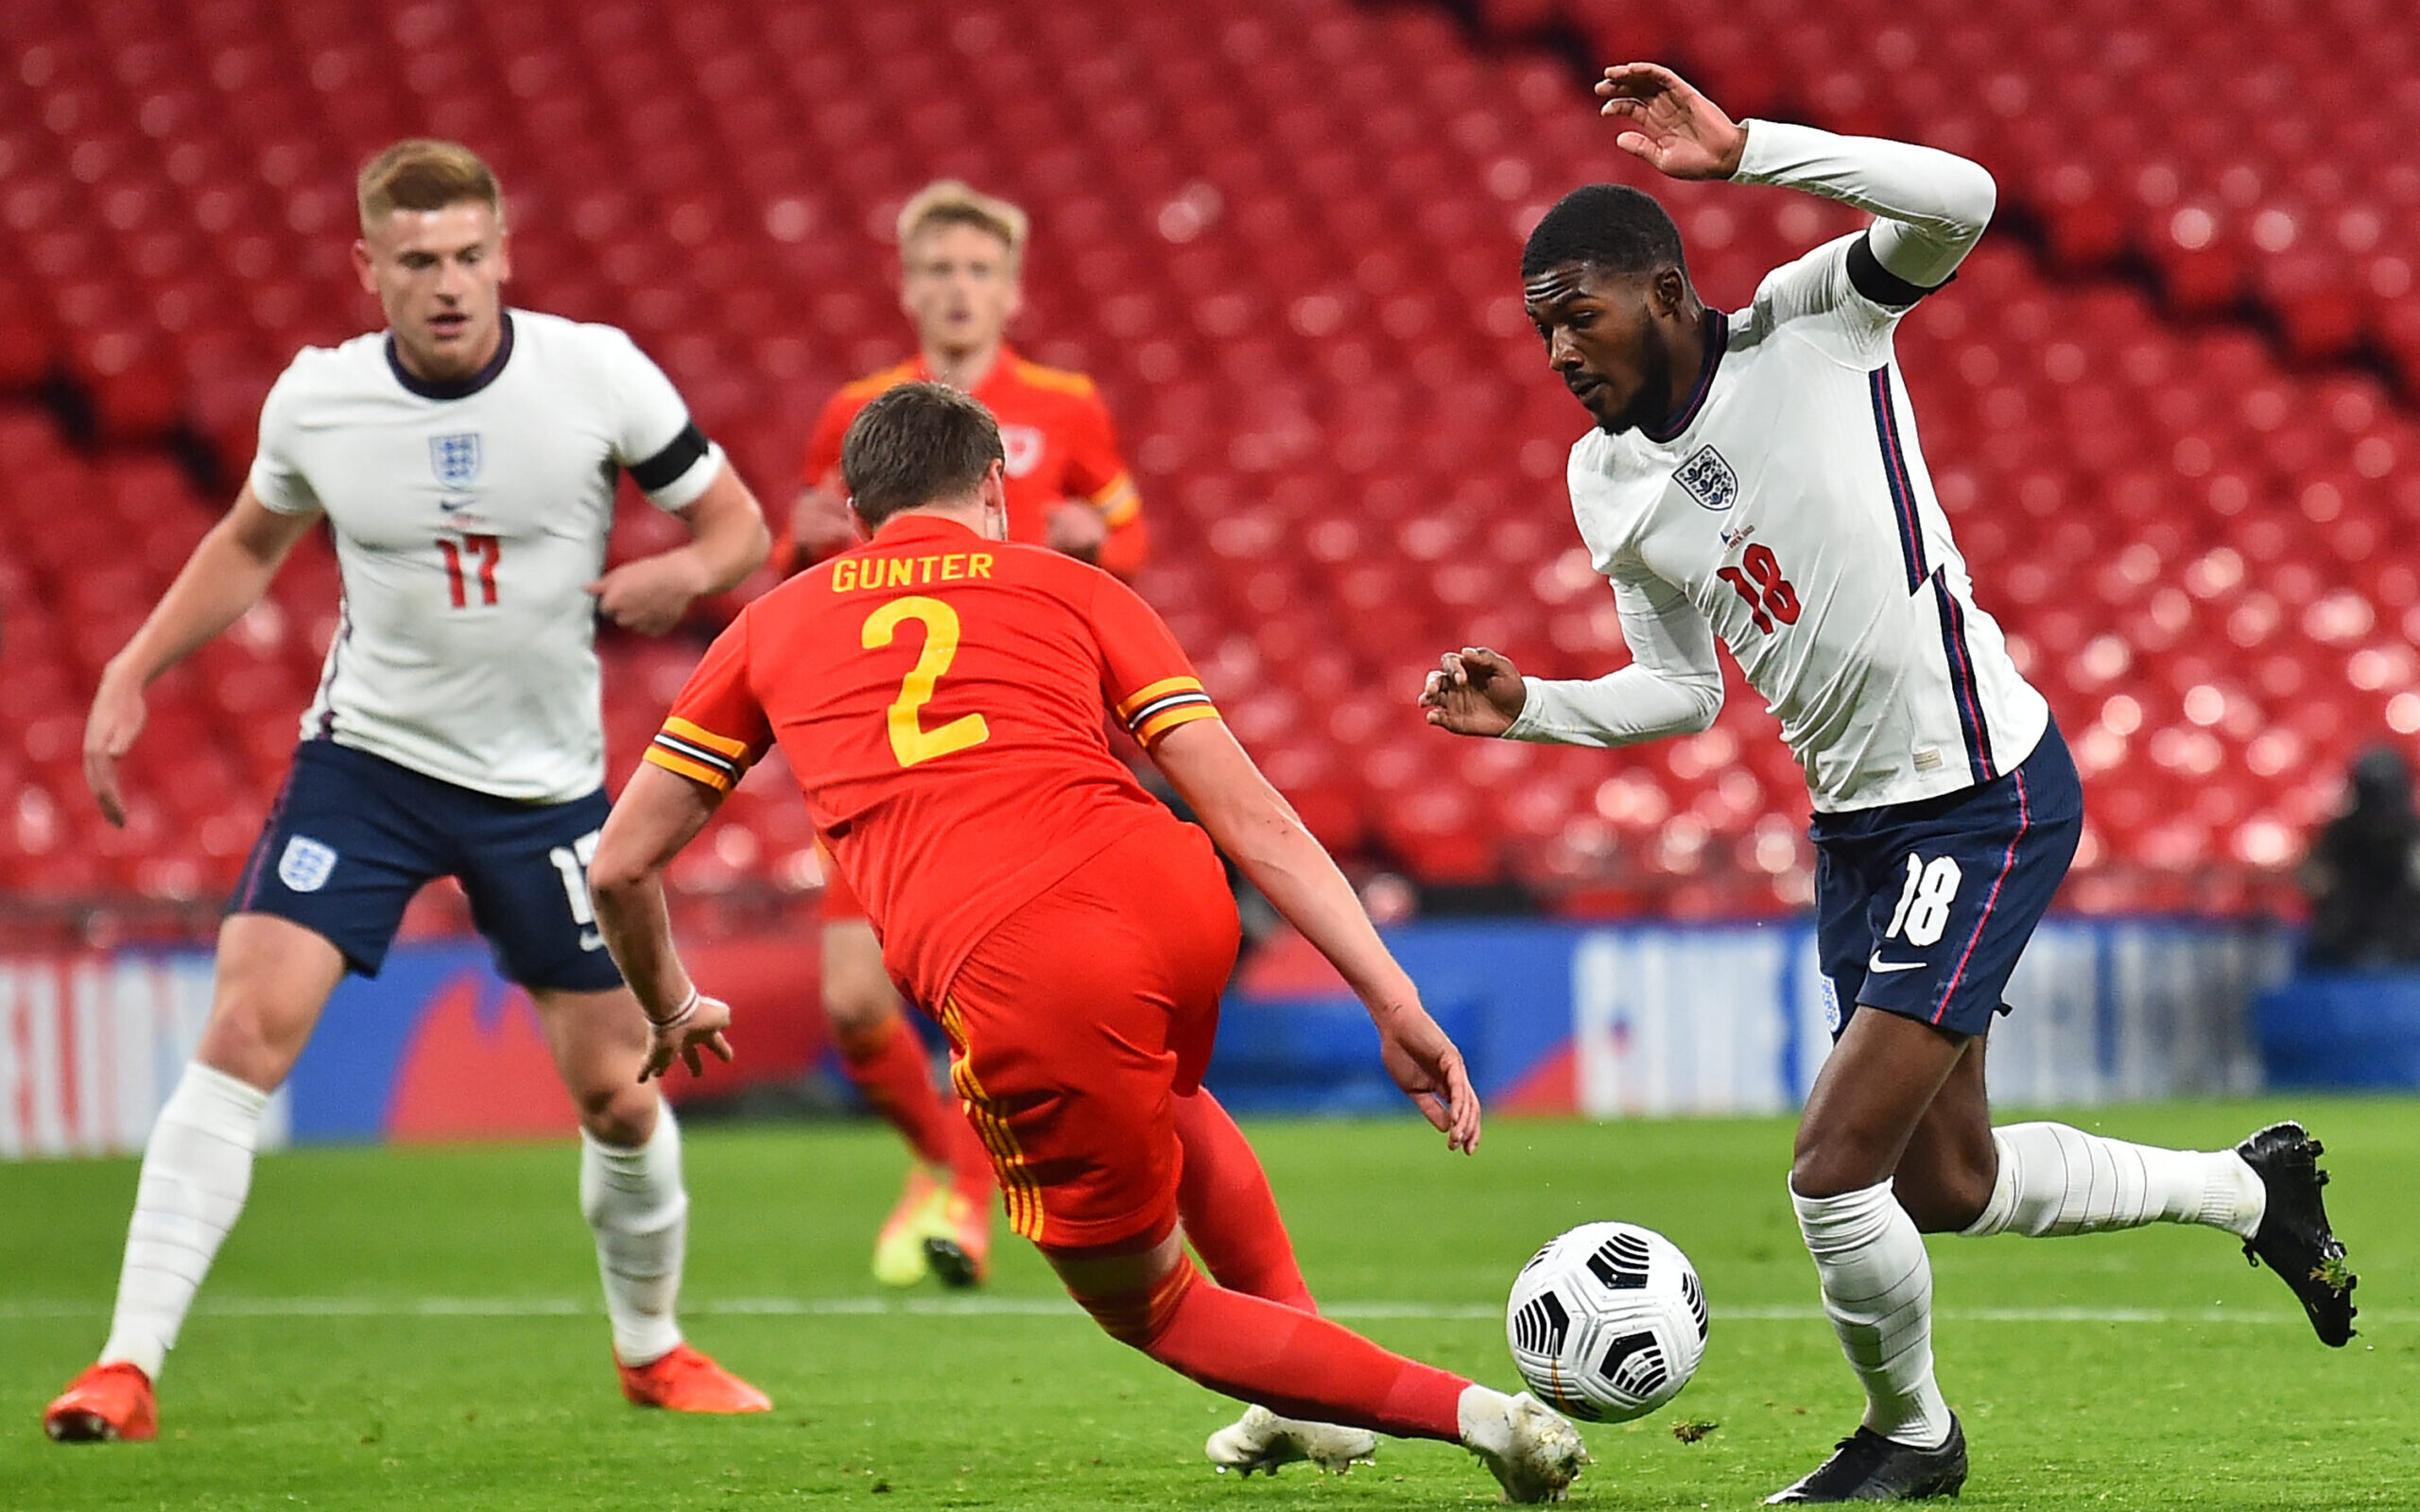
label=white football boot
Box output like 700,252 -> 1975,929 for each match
1460,1387 -> 1590,1503
1204,1404 -> 1378,1475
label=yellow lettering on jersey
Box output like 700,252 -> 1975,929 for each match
835,554 -> 995,593
862,596 -> 991,768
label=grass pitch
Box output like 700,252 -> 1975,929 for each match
2,1100 -> 2412,1510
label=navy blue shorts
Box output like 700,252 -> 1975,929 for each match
1810,723 -> 2083,1040
231,740 -> 624,992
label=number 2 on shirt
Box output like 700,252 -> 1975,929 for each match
438,534 -> 500,608
862,595 -> 992,767
1716,543 -> 1800,634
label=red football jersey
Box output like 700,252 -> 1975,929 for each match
646,515 -> 1219,1005
778,347 -> 1146,577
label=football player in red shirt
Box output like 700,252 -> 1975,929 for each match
589,386 -> 1586,1500
779,181 -> 1150,1290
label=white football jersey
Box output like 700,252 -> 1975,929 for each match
250,309 -> 723,803
1524,233 -> 2048,812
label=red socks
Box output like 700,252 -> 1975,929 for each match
1072,1257 -> 1467,1442
836,1017 -> 993,1201
1172,1090 -> 1315,1313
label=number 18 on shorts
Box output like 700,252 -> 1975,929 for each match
1809,726 -> 2083,1039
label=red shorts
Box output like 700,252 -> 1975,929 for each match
934,819 -> 1240,1251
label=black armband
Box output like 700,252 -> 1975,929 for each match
1847,232 -> 1944,308
630,421 -> 711,492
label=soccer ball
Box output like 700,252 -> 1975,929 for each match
1505,1221 -> 1708,1422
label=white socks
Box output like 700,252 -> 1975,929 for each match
1960,1123 -> 2265,1241
1456,1383 -> 1520,1457
580,1107 -> 688,1366
1791,1180 -> 1954,1450
99,1062 -> 269,1380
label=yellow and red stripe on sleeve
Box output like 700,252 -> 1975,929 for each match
1092,472 -> 1142,529
1115,675 -> 1219,746
645,716 -> 752,793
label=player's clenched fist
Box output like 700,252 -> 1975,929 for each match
587,553 -> 713,637
1044,501 -> 1107,562
1420,646 -> 1528,738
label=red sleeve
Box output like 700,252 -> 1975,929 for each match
1064,388 -> 1147,578
1089,573 -> 1219,747
643,612 -> 774,793
801,394 -> 852,490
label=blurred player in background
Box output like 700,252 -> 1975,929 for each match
779,180 -> 1149,1289
1423,64 -> 2356,1503
590,385 -> 1589,1502
43,141 -> 773,1443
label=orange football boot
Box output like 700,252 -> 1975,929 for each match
924,1190 -> 992,1289
43,1363 -> 157,1443
615,1343 -> 771,1414
872,1167 -> 947,1287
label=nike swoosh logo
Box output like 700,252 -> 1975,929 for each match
1867,953 -> 1925,973
579,929 -> 605,952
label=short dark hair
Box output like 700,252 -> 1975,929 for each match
1521,183 -> 1686,282
840,383 -> 1005,527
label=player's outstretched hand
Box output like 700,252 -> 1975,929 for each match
638,991 -> 736,1083
588,553 -> 712,637
1421,646 -> 1528,738
82,671 -> 146,828
1595,62 -> 1746,180
1045,501 -> 1108,563
1370,999 -> 1483,1154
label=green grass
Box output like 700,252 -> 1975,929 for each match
3,1101 -> 2414,1510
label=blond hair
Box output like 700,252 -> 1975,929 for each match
356,140 -> 504,231
895,180 -> 1028,268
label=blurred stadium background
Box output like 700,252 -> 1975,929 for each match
5,0 -> 2419,1152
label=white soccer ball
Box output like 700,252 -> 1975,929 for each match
1505,1221 -> 1708,1422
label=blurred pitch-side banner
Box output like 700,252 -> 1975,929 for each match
1207,917 -> 2285,1116
2,919 -> 2286,1158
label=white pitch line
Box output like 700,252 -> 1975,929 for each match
0,1297 -> 2398,1326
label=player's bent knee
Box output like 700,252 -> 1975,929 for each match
1789,1140 -> 1892,1203
822,983 -> 901,1042
1060,1252 -> 1199,1350
572,1080 -> 660,1148
192,1011 -> 301,1092
198,917 -> 347,1087
1897,1163 -> 1996,1234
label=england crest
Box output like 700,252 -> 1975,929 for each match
429,432 -> 482,489
999,423 -> 1046,479
277,835 -> 339,894
1674,445 -> 1737,512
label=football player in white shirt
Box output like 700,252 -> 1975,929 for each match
1422,65 -> 2355,1503
46,141 -> 774,1442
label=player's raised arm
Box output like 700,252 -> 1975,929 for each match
1424,568 -> 1723,748
1599,60 -> 1995,293
1150,718 -> 1481,1153
84,482 -> 320,826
